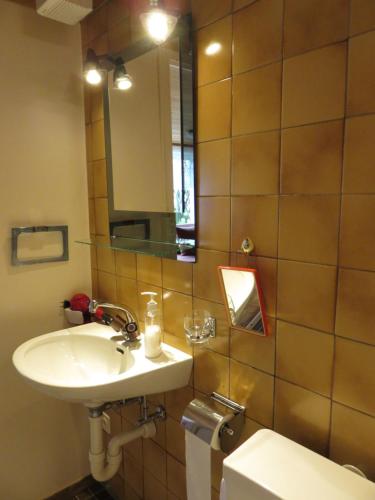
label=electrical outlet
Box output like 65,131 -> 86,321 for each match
102,412 -> 111,434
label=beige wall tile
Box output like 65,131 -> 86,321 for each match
343,114 -> 375,193
233,0 -> 257,10
336,268 -> 375,346
277,260 -> 337,332
97,270 -> 117,303
91,268 -> 98,297
90,87 -> 104,123
116,276 -> 138,316
211,448 -> 226,492
347,31 -> 375,116
166,417 -> 185,464
276,320 -> 334,396
284,0 -> 349,58
165,386 -> 194,422
87,162 -> 94,198
233,63 -> 282,135
93,159 -> 107,198
108,474 -> 124,499
94,197 -> 109,235
192,0 -> 232,29
143,470 -> 167,500
96,237 -> 115,274
123,453 -> 143,498
193,297 -> 230,356
231,321 -> 276,374
122,419 -> 143,463
232,131 -> 280,195
330,403 -> 375,481
274,379 -> 331,454
233,0 -> 283,74
279,195 -> 340,265
235,417 -> 265,449
162,258 -> 192,295
143,439 -> 167,485
350,0 -> 375,35
197,79 -> 231,142
91,119 -> 105,160
163,290 -> 192,338
333,337 -> 375,417
115,251 -> 136,279
198,139 -> 231,196
85,124 -> 92,162
231,196 -> 279,257
137,254 -> 162,286
282,43 -> 346,127
339,195 -> 375,271
198,196 -> 230,251
166,455 -> 186,499
124,480 -> 142,500
230,359 -> 274,427
281,120 -> 343,194
194,349 -> 230,396
196,16 -> 232,87
193,248 -> 229,303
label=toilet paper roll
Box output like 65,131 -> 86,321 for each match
186,431 -> 211,500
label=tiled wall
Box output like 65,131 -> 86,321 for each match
82,0 -> 375,498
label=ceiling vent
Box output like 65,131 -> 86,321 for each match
36,0 -> 92,25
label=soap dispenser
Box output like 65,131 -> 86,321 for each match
141,292 -> 162,358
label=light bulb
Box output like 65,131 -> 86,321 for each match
115,75 -> 133,90
140,8 -> 178,44
85,68 -> 102,85
205,42 -> 222,56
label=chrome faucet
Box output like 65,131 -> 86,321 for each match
89,299 -> 139,343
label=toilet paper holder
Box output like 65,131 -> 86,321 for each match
181,392 -> 245,453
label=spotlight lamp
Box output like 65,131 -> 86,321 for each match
83,50 -> 133,91
113,59 -> 133,90
83,48 -> 103,85
140,0 -> 179,45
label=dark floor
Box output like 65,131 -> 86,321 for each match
47,476 -> 114,500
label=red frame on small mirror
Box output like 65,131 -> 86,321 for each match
217,266 -> 269,336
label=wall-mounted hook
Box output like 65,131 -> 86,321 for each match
240,237 -> 254,255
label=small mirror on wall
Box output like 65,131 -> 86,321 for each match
218,266 -> 268,336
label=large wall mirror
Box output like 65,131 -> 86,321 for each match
103,17 -> 196,262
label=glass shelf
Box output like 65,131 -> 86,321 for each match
76,236 -> 196,262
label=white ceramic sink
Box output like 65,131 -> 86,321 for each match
13,323 -> 192,405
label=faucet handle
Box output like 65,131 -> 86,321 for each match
88,299 -> 98,314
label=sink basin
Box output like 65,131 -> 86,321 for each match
13,323 -> 192,405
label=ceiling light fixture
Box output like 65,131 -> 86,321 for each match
113,59 -> 133,91
140,0 -> 179,45
83,50 -> 133,91
83,48 -> 103,85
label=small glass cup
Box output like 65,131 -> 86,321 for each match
184,310 -> 214,345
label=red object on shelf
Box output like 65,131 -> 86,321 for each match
70,293 -> 90,313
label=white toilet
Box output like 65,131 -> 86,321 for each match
220,429 -> 375,500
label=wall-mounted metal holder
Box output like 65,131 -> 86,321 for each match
11,225 -> 69,266
181,392 -> 245,453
